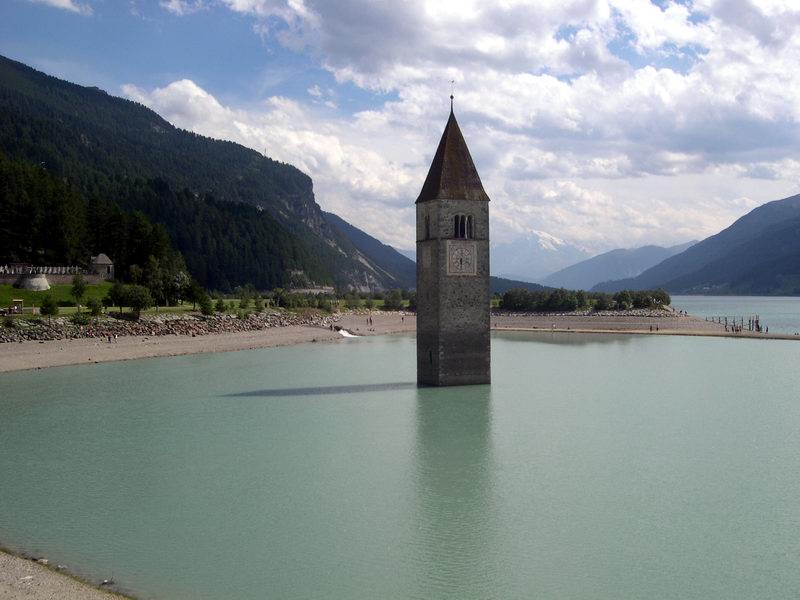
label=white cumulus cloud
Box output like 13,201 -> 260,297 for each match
26,0 -> 92,15
131,0 -> 800,255
159,0 -> 206,16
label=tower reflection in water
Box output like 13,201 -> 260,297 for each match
411,385 -> 498,597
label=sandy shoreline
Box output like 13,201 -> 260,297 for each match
2,311 -> 795,375
491,312 -> 800,340
0,325 -> 342,373
0,550 -> 129,600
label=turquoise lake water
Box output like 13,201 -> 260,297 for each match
672,295 -> 800,334
2,332 -> 800,599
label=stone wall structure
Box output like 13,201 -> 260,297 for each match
0,260 -> 112,287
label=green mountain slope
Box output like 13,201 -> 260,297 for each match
659,217 -> 800,295
488,276 -> 550,295
0,56 -> 315,221
592,194 -> 800,294
113,178 -> 330,291
542,241 -> 695,290
0,54 -> 406,291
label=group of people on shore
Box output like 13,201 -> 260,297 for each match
709,315 -> 770,335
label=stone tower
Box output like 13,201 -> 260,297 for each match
416,100 -> 491,386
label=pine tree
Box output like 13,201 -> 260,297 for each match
40,294 -> 59,323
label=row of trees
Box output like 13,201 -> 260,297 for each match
39,283 -> 673,323
39,279 -> 156,322
334,289 -> 415,302
0,154 -> 330,297
0,154 -> 186,284
501,288 -> 671,312
34,278 -> 419,323
340,289 -> 409,310
257,288 -> 414,312
37,270 -> 670,323
43,273 -> 206,321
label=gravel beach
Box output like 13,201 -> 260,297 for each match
2,309 -> 794,375
0,551 -> 129,600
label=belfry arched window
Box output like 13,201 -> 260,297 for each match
453,214 -> 474,239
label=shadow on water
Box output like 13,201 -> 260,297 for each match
411,384 -> 498,597
225,382 -> 417,397
496,330 -> 637,347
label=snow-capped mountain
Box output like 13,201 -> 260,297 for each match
490,230 -> 592,283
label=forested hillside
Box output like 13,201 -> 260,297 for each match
114,178 -> 330,290
0,56 -> 313,220
658,217 -> 800,295
0,153 -> 186,283
0,54 -> 409,291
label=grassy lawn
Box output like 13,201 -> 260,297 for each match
0,283 -> 112,310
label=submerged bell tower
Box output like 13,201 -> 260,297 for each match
416,98 -> 491,386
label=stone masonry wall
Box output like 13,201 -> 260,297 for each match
416,198 -> 490,386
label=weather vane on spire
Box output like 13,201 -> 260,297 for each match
450,80 -> 455,111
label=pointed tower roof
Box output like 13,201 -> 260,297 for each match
415,103 -> 490,203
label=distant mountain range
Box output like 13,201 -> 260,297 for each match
488,276 -> 549,295
491,231 -> 591,283
592,194 -> 800,295
0,54 -> 409,292
327,218 -> 548,294
541,241 -> 696,290
396,248 -> 416,262
5,53 -> 795,297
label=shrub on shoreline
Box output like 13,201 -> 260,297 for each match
501,288 -> 670,312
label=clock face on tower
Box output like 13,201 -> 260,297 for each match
447,241 -> 477,276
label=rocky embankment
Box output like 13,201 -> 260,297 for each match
0,310 -> 339,344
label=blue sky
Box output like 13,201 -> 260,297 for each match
2,0 -> 800,260
0,0 -> 383,112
